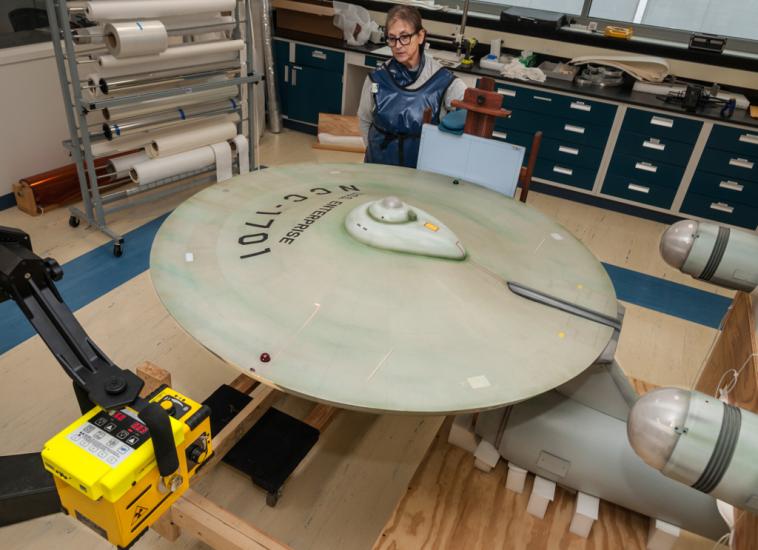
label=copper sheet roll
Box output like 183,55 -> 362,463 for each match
15,153 -> 133,215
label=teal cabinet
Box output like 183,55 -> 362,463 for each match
272,38 -> 344,128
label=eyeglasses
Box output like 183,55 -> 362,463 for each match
386,32 -> 417,47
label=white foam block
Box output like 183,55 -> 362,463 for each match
569,492 -> 599,539
474,439 -> 500,470
527,476 -> 556,519
448,414 -> 479,454
647,518 -> 680,550
474,458 -> 493,472
505,463 -> 528,494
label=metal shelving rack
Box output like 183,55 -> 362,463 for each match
45,0 -> 261,256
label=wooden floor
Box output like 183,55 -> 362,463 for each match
0,129 -> 726,549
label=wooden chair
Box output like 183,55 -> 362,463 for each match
518,131 -> 543,203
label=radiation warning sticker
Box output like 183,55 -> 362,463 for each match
131,505 -> 150,528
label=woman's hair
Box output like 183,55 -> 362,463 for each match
385,5 -> 424,33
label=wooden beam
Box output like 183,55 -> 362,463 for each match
171,489 -> 291,550
228,373 -> 259,394
303,403 -> 339,432
136,361 -> 172,397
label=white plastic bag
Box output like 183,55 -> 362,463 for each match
333,1 -> 378,46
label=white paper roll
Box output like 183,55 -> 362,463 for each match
98,40 -> 244,71
91,113 -> 239,156
94,51 -> 239,80
104,85 -> 238,121
105,21 -> 168,58
130,146 -> 216,185
164,15 -> 235,36
107,151 -> 150,178
210,142 -> 233,181
85,0 -> 236,21
147,120 -> 238,158
232,134 -> 249,174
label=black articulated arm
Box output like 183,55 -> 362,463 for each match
0,226 -> 178,477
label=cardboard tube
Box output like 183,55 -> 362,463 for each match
146,120 -> 239,158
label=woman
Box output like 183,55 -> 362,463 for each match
358,5 -> 466,168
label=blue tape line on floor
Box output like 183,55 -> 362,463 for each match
602,263 -> 730,329
0,212 -> 731,355
0,213 -> 169,355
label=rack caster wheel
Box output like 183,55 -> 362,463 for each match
266,490 -> 281,507
113,241 -> 123,257
68,215 -> 80,228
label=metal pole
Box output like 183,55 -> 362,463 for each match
245,0 -> 259,168
260,0 -> 282,134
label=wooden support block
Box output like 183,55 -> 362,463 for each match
303,403 -> 338,432
569,492 -> 599,538
505,462 -> 527,494
448,414 -> 479,454
646,518 -> 680,550
12,182 -> 39,216
172,489 -> 291,550
228,373 -> 259,394
194,383 -> 280,481
151,510 -> 181,542
526,475 -> 555,519
473,439 -> 500,472
136,361 -> 172,397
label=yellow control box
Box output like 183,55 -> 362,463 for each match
41,387 -> 212,549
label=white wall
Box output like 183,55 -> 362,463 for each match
0,42 -> 70,197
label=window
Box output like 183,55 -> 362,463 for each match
1,0 -> 52,49
480,0 -> 585,15
589,0 -> 758,42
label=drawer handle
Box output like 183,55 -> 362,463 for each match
643,139 -> 665,151
311,50 -> 327,60
492,130 -> 508,140
628,183 -> 650,194
558,145 -> 579,156
564,124 -> 585,134
650,116 -> 674,128
284,65 -> 289,83
291,68 -> 298,86
533,95 -> 552,102
570,101 -> 591,112
710,202 -> 734,214
739,133 -> 758,145
553,165 -> 573,176
729,158 -> 755,170
720,180 -> 744,192
497,89 -> 516,97
635,161 -> 658,173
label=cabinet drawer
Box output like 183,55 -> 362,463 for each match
538,138 -> 604,170
697,148 -> 758,183
552,96 -> 617,128
493,81 -> 529,112
688,170 -> 758,207
273,39 -> 291,64
615,130 -> 694,167
295,44 -> 344,72
496,110 -> 610,147
621,108 -> 702,144
534,161 -> 596,190
708,125 -> 758,157
680,192 -> 758,229
607,153 -> 685,189
364,55 -> 385,68
491,128 -> 534,158
602,174 -> 677,209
